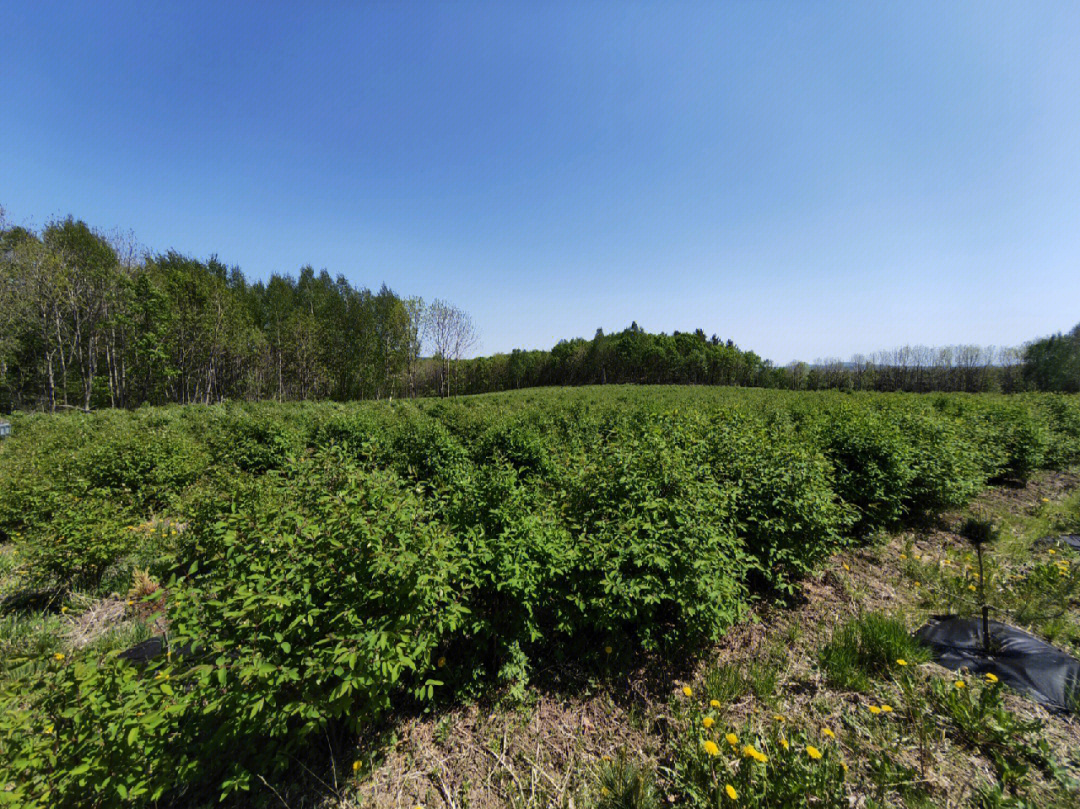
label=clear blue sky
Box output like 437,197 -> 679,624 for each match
3,2 -> 1079,364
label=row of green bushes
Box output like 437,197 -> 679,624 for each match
2,388 -> 1079,804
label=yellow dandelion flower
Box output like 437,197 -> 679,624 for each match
1042,497 -> 1050,503
880,704 -> 893,713
601,754 -> 612,762
899,553 -> 907,560
914,581 -> 921,588
437,656 -> 446,668
703,717 -> 714,729
725,784 -> 738,800
710,699 -> 721,708
822,727 -> 835,738
772,713 -> 785,722
44,724 -> 54,735
780,736 -> 789,750
806,745 -> 822,760
896,658 -> 908,666
968,584 -> 977,592
352,760 -> 361,773
842,563 -> 850,571
985,673 -> 999,683
604,646 -> 612,655
1049,549 -> 1057,555
126,600 -> 134,607
53,652 -> 64,661
601,787 -> 610,797
841,761 -> 848,772
60,606 -> 69,614
725,732 -> 739,747
682,685 -> 693,697
868,705 -> 881,714
954,680 -> 966,689
703,740 -> 720,757
741,744 -> 768,763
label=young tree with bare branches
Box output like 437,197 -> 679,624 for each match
425,299 -> 478,397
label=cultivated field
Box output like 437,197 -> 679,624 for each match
2,387 -> 1080,807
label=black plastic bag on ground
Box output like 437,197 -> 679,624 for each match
915,615 -> 1080,713
118,635 -> 194,663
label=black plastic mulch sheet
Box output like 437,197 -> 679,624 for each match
1036,534 -> 1080,552
118,635 -> 194,663
915,616 -> 1080,713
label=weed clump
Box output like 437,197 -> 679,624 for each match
595,753 -> 660,809
819,613 -> 930,692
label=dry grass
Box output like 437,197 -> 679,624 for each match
343,696 -> 659,809
63,595 -> 128,649
62,591 -> 167,651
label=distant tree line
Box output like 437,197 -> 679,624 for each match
781,345 -> 1028,394
0,210 -> 477,411
447,330 -> 1047,396
448,324 -> 772,394
2,206 -> 1076,410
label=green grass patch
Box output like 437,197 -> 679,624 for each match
819,612 -> 930,692
594,754 -> 660,809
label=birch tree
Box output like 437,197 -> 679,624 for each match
425,299 -> 478,397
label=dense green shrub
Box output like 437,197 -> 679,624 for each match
476,419 -> 554,478
173,448 -> 467,753
20,495 -> 136,590
709,414 -> 852,594
0,416 -> 90,540
306,409 -> 384,457
435,409 -> 757,685
1,448 -> 467,805
206,409 -> 301,473
893,410 -> 986,518
386,412 -> 471,487
79,427 -> 206,511
565,414 -> 750,650
814,409 -> 915,536
1035,395 -> 1080,469
443,461 -> 579,689
983,405 -> 1049,482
